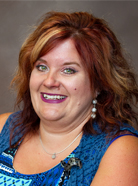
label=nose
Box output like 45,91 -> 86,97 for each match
42,71 -> 60,89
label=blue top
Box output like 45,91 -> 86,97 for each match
0,112 -> 138,186
0,142 -> 76,185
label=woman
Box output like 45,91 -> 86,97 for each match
0,11 -> 138,186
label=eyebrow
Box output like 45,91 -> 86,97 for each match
37,58 -> 81,67
37,58 -> 47,63
63,62 -> 81,67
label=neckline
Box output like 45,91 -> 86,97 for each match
9,134 -> 85,176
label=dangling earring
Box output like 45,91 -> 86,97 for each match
91,99 -> 97,118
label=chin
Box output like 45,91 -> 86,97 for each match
39,110 -> 62,121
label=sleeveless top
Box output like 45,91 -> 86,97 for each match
0,112 -> 138,186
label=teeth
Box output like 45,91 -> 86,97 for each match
43,94 -> 47,98
43,94 -> 66,100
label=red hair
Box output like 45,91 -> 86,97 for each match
11,11 -> 138,143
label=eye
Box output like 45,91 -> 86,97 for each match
36,64 -> 48,72
63,68 -> 77,74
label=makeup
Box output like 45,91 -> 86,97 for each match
41,93 -> 67,104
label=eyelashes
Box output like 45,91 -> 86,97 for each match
36,64 -> 48,72
36,64 -> 78,75
62,68 -> 77,74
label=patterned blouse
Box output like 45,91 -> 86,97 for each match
0,142 -> 77,186
1,112 -> 138,186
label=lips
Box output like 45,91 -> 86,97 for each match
41,93 -> 67,103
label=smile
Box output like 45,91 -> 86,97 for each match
41,93 -> 67,103
43,94 -> 66,100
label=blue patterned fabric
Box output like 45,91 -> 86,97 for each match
0,142 -> 75,186
0,112 -> 138,186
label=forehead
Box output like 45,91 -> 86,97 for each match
40,39 -> 82,65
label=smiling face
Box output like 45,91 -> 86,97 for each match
30,39 -> 93,129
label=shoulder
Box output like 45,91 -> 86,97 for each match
0,112 -> 13,133
91,135 -> 138,186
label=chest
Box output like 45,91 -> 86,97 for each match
0,143 -> 76,186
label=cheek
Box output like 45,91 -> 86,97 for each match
29,75 -> 35,91
75,83 -> 92,105
29,72 -> 41,91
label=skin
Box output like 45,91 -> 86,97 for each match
29,39 -> 138,184
11,38 -> 93,174
91,135 -> 138,186
1,39 -> 138,185
0,112 -> 12,132
29,39 -> 93,134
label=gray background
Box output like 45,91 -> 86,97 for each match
0,1 -> 138,114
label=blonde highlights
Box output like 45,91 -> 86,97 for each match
10,11 -> 138,141
30,29 -> 62,65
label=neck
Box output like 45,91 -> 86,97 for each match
38,114 -> 90,154
39,113 -> 90,137
39,112 -> 91,135
39,130 -> 82,159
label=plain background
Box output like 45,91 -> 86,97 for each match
0,1 -> 138,114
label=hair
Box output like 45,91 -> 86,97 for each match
11,11 -> 138,143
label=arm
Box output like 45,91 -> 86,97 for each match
0,112 -> 12,132
91,135 -> 138,186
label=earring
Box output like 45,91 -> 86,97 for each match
91,99 -> 97,118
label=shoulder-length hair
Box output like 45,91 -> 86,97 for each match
11,11 -> 138,143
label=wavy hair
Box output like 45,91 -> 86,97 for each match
11,11 -> 138,143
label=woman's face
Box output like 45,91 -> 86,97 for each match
30,39 -> 93,127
